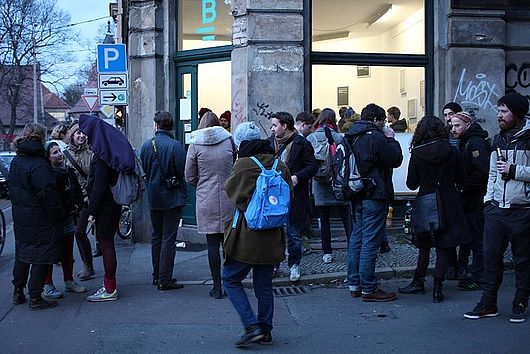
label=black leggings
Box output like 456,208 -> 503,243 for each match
207,233 -> 223,285
318,205 -> 352,254
414,247 -> 456,280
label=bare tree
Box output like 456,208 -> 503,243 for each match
0,0 -> 74,145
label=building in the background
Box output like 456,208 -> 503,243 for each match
112,0 -> 530,242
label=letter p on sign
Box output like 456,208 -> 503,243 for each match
97,44 -> 127,73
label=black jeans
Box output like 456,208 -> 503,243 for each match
12,259 -> 48,298
481,204 -> 530,307
150,207 -> 182,285
464,211 -> 484,283
414,247 -> 456,280
318,204 -> 352,254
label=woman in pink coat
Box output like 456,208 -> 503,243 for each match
185,112 -> 236,298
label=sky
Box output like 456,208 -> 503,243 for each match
48,0 -> 114,92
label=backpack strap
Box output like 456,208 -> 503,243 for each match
63,150 -> 87,180
232,208 -> 240,229
249,156 -> 266,171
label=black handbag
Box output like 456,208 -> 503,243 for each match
411,189 -> 445,235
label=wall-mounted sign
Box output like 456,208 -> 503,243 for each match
337,86 -> 349,106
99,90 -> 128,105
180,98 -> 192,120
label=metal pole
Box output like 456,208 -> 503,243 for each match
32,30 -> 37,124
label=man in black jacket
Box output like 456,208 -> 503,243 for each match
345,104 -> 403,302
270,112 -> 318,282
451,112 -> 490,291
141,111 -> 187,291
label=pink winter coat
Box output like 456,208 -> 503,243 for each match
185,126 -> 235,234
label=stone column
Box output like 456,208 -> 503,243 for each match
505,14 -> 530,101
231,0 -> 304,136
128,0 -> 175,242
436,5 -> 505,136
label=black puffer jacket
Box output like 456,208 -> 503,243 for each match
345,120 -> 403,201
407,139 -> 469,248
457,122 -> 490,212
9,138 -> 65,264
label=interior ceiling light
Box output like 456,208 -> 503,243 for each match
368,3 -> 396,27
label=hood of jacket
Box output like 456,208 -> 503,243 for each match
344,120 -> 379,138
460,122 -> 489,142
513,122 -> 530,142
411,138 -> 452,164
14,138 -> 45,157
190,126 -> 231,146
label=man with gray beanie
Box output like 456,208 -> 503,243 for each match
223,121 -> 293,347
465,92 -> 530,323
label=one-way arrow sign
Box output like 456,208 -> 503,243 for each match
99,89 -> 128,106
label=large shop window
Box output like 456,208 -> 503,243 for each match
312,65 -> 425,132
178,0 -> 232,51
312,0 -> 425,54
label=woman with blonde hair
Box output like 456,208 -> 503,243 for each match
185,111 -> 236,298
10,123 -> 65,310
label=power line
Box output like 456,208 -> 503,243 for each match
56,15 -> 111,30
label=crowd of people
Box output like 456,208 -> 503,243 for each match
8,92 -> 530,347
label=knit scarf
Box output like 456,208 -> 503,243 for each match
274,130 -> 296,162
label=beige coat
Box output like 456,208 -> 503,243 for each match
64,143 -> 93,197
185,126 -> 235,234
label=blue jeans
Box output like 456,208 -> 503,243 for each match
347,199 -> 388,294
223,259 -> 274,332
150,207 -> 182,285
286,220 -> 302,267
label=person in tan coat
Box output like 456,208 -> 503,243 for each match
223,122 -> 293,348
185,112 -> 236,298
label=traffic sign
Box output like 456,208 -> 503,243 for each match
100,105 -> 115,118
98,74 -> 128,89
99,89 -> 128,105
97,44 -> 127,73
84,88 -> 97,95
81,95 -> 99,111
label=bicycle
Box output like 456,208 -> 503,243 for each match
0,207 -> 6,256
117,205 -> 132,239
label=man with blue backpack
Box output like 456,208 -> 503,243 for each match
270,112 -> 318,282
223,122 -> 293,347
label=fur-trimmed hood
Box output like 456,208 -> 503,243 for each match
190,126 -> 232,146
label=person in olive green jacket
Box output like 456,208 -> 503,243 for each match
223,122 -> 293,348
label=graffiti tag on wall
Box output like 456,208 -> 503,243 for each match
453,68 -> 500,111
253,103 -> 275,136
506,62 -> 530,99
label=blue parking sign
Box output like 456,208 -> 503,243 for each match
97,44 -> 127,73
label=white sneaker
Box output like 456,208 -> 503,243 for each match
322,254 -> 333,264
64,280 -> 87,293
290,265 -> 301,282
43,283 -> 63,299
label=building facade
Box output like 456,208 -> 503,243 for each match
119,0 -> 530,242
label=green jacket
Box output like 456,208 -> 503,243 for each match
223,153 -> 293,265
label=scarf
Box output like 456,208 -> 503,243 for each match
78,114 -> 135,173
274,130 -> 296,162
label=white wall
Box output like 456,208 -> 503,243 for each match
198,61 -> 231,117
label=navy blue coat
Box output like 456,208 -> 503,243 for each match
9,138 -> 65,264
140,130 -> 187,210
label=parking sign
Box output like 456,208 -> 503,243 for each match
97,44 -> 127,73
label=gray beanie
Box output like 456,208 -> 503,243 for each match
233,122 -> 261,147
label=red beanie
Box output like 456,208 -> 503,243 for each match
220,110 -> 231,123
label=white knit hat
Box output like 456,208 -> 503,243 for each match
233,122 -> 261,147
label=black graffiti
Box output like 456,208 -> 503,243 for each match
253,103 -> 275,120
505,62 -> 530,89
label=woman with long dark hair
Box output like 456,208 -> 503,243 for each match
185,112 -> 235,298
306,108 -> 352,264
399,115 -> 467,303
79,114 -> 137,302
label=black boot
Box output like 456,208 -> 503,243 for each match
212,277 -> 223,299
433,277 -> 444,303
29,296 -> 58,311
235,324 -> 264,348
398,278 -> 425,294
12,287 -> 26,305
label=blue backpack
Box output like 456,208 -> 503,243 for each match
232,157 -> 290,231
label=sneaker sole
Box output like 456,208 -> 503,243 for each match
87,297 -> 118,302
65,289 -> 87,293
29,303 -> 58,311
43,294 -> 63,299
510,317 -> 526,323
362,296 -> 397,302
463,312 -> 499,319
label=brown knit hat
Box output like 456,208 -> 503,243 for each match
68,123 -> 80,141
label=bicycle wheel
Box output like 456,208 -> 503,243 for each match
0,209 -> 6,256
117,207 -> 132,239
